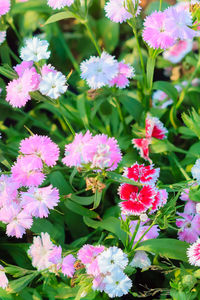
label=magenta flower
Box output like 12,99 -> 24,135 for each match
176,213 -> 200,244
49,245 -> 62,265
11,155 -> 45,187
21,185 -> 59,218
109,61 -> 135,88
0,203 -> 33,238
0,265 -> 8,289
0,0 -> 10,16
0,175 -> 19,208
20,135 -> 60,167
61,254 -> 76,277
143,11 -> 175,49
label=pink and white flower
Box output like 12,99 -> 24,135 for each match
0,265 -> 8,289
187,238 -> 200,266
123,163 -> 160,185
108,61 -> 135,88
176,213 -> 200,244
163,39 -> 193,64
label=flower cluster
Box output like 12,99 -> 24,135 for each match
143,6 -> 197,50
80,52 -> 134,89
28,232 -> 76,276
78,245 -> 132,298
132,115 -> 168,161
118,163 -> 168,215
0,135 -> 60,238
6,37 -> 68,108
62,131 -> 122,171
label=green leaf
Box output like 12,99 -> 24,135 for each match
107,171 -> 141,186
182,109 -> 200,139
146,56 -> 156,90
93,191 -> 102,209
189,186 -> 200,202
97,18 -> 119,52
44,11 -> 75,26
69,194 -> 94,206
118,95 -> 143,122
135,238 -> 189,262
9,272 -> 39,293
83,216 -> 126,245
64,199 -> 99,219
153,81 -> 178,102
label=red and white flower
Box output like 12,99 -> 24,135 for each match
123,163 -> 160,185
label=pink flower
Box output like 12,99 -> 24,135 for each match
41,64 -> 56,76
6,68 -> 40,108
85,134 -> 122,171
78,244 -> 105,265
180,188 -> 190,202
61,254 -> 76,277
143,11 -> 175,49
62,131 -> 92,167
0,31 -> 6,45
176,213 -> 200,244
21,185 -> 59,218
163,39 -> 193,64
109,61 -> 135,88
28,232 -> 55,270
49,245 -> 62,264
187,238 -> 200,266
0,0 -> 10,16
165,6 -> 197,40
20,135 -> 60,167
119,184 -> 158,215
47,0 -> 74,9
132,138 -> 151,162
123,163 -> 160,185
104,0 -> 141,24
11,155 -> 45,187
14,61 -> 34,77
93,274 -> 106,292
0,203 -> 33,238
0,175 -> 19,208
0,265 -> 8,289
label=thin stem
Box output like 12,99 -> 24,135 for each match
56,100 -> 75,136
84,21 -> 101,56
112,97 -> 127,131
128,219 -> 141,251
8,46 -> 21,63
159,0 -> 163,10
132,28 -> 146,84
171,154 -> 191,181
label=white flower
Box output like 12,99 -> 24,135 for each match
97,246 -> 128,273
28,232 -> 54,271
47,0 -> 74,9
191,159 -> 200,184
196,203 -> 200,214
140,213 -> 148,222
39,71 -> 68,99
130,251 -> 151,269
103,268 -> 132,298
80,52 -> 118,89
20,37 -> 50,62
0,31 -> 6,45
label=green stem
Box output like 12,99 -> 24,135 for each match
133,28 -> 146,84
128,219 -> 141,251
8,20 -> 22,42
113,97 -> 126,130
84,21 -> 101,56
171,154 -> 191,181
56,100 -> 75,136
159,0 -> 163,10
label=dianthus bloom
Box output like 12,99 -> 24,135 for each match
104,0 -> 141,23
0,175 -> 19,207
28,232 -> 55,270
163,39 -> 193,64
47,0 -> 74,9
152,90 -> 173,109
11,155 -> 45,187
62,254 -> 76,277
108,61 -> 135,88
21,185 -> 59,218
39,70 -> 68,99
80,52 -> 118,89
0,31 -> 6,45
63,131 -> 122,171
0,0 -> 10,16
165,6 -> 197,40
130,251 -> 151,269
187,239 -> 200,266
0,203 -> 33,238
0,265 -> 8,289
20,37 -> 50,62
143,11 -> 175,49
20,135 -> 60,167
176,213 -> 200,244
123,163 -> 160,185
191,159 -> 200,184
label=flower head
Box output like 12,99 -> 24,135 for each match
20,37 -> 50,62
80,52 -> 118,89
163,39 -> 193,64
0,175 -> 19,208
47,0 -> 74,9
78,244 -> 105,265
108,61 -> 135,88
187,238 -> 200,266
132,138 -> 151,162
130,251 -> 151,269
145,115 -> 168,139
62,254 -> 76,277
0,31 -> 6,45
0,0 -> 10,16
176,213 -> 200,243
105,0 -> 141,23
123,163 -> 160,185
0,265 -> 8,289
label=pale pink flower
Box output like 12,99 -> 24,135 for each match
0,265 -> 8,289
62,254 -> 76,277
28,232 -> 54,270
21,185 -> 59,218
62,131 -> 92,167
0,203 -> 33,238
163,39 -> 193,64
20,135 -> 60,167
105,0 -> 141,23
78,244 -> 105,265
176,213 -> 200,244
14,61 -> 34,77
109,61 -> 135,88
143,11 -> 175,49
0,175 -> 19,208
11,155 -> 45,187
187,238 -> 200,266
49,245 -> 62,265
92,274 -> 106,292
41,64 -> 56,76
85,134 -> 122,171
47,0 -> 74,9
165,7 -> 197,40
180,188 -> 190,202
0,0 -> 10,16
